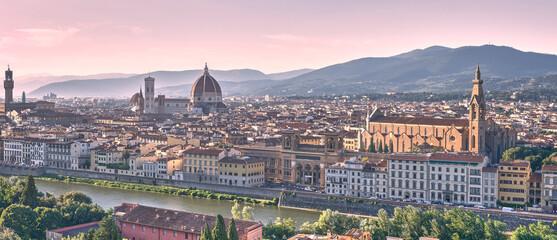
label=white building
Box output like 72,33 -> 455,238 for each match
542,165 -> 557,212
325,157 -> 388,198
482,166 -> 499,208
3,139 -> 24,164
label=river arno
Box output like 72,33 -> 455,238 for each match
35,179 -> 321,227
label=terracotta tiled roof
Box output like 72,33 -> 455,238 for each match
115,204 -> 262,236
373,116 -> 468,127
48,221 -> 100,236
388,153 -> 429,161
429,153 -> 486,163
183,148 -> 223,156
219,156 -> 263,164
529,172 -> 542,183
542,165 -> 557,172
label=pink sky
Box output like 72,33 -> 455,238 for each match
0,0 -> 556,76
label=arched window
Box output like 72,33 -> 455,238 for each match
471,135 -> 476,149
402,141 -> 405,152
471,104 -> 477,120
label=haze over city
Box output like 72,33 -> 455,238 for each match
2,1 -> 557,240
1,0 -> 557,76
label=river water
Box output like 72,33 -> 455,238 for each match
35,179 -> 321,227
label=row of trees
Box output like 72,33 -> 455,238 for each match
199,215 -> 239,240
0,175 -> 115,240
262,207 -> 557,240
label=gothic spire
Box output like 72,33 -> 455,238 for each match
475,63 -> 481,80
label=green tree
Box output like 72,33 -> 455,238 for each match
231,202 -> 242,220
502,147 -> 523,162
35,207 -> 64,233
263,217 -> 296,240
298,221 -> 315,234
20,175 -> 39,208
91,214 -> 121,240
368,139 -> 376,153
212,215 -> 228,240
313,209 -> 360,235
0,204 -> 39,239
228,218 -> 239,240
525,155 -> 544,172
57,191 -> 93,206
360,209 -> 390,240
0,177 -> 15,209
384,142 -> 389,153
62,233 -> 89,240
378,141 -> 383,153
511,225 -> 538,240
241,206 -> 254,221
200,222 -> 213,240
0,229 -> 22,240
529,221 -> 556,239
484,219 -> 507,240
231,202 -> 254,221
60,203 -> 105,226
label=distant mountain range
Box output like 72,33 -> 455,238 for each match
27,45 -> 557,98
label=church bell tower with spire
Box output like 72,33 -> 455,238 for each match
4,65 -> 14,104
469,63 -> 486,154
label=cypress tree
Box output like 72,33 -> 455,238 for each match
384,143 -> 389,153
20,175 -> 39,208
228,218 -> 239,240
200,222 -> 213,240
212,215 -> 228,240
368,140 -> 376,153
378,141 -> 383,153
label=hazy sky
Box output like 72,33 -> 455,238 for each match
1,0 -> 556,76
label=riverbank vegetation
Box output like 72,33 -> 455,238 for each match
262,206 -> 557,240
37,174 -> 278,206
0,175 -> 119,240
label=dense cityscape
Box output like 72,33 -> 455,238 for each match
0,59 -> 556,240
2,1 -> 557,240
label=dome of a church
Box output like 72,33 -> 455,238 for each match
130,93 -> 140,105
191,63 -> 222,98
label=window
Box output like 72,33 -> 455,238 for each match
143,226 -> 145,232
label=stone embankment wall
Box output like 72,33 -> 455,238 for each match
0,164 -> 280,200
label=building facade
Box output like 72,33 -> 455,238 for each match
114,203 -> 263,240
218,156 -> 265,187
362,65 -> 516,163
498,160 -> 530,206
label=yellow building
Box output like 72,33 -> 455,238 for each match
90,145 -> 124,173
498,160 -> 530,205
218,156 -> 265,187
183,148 -> 225,183
343,131 -> 359,151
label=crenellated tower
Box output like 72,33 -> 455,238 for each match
469,63 -> 486,153
4,65 -> 14,104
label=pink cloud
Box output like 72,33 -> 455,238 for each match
17,27 -> 79,47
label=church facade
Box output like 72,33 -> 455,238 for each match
362,65 -> 516,163
130,64 -> 227,115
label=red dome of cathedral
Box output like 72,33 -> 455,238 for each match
191,63 -> 222,98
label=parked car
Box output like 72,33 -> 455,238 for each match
502,207 -> 516,213
423,200 -> 432,204
475,205 -> 487,209
443,201 -> 455,206
369,196 -> 378,200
